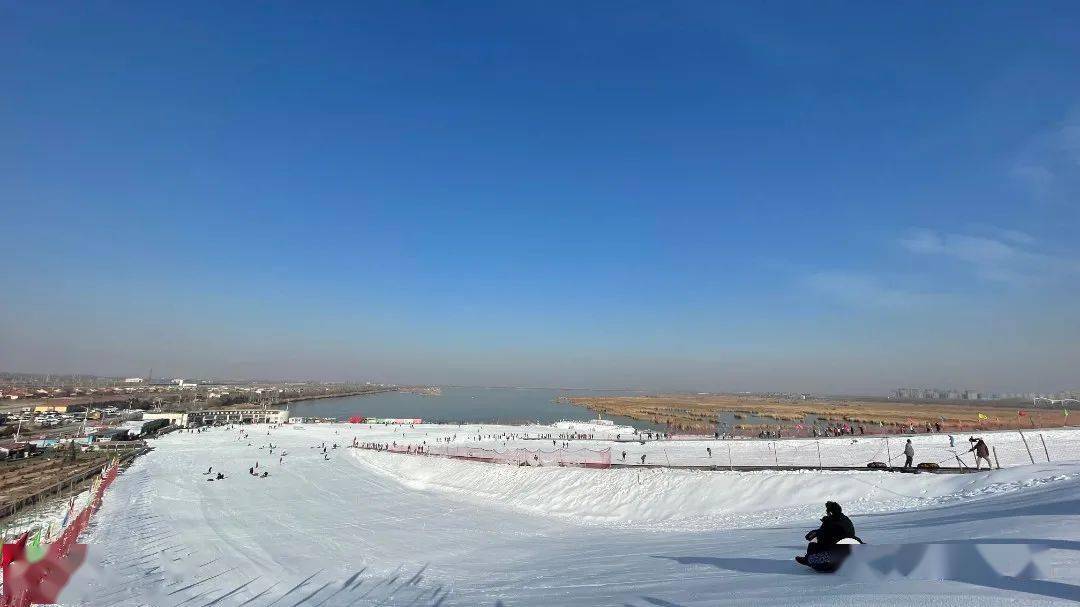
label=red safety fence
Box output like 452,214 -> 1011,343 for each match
365,443 -> 612,468
2,459 -> 120,607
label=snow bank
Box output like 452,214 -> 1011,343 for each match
350,422 -> 1080,469
552,419 -> 635,438
350,448 -> 1075,531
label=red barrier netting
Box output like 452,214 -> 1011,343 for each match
364,443 -> 612,468
2,459 -> 121,607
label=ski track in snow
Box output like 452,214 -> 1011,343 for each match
45,422 -> 1080,606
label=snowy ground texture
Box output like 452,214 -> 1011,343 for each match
57,423 -> 1080,606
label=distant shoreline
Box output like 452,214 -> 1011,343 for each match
278,387 -> 399,407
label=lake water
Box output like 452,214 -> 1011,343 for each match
285,387 -> 790,433
285,387 -> 670,430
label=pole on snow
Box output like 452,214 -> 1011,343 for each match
1039,434 -> 1050,462
816,440 -> 822,471
992,446 -> 1001,470
1018,430 -> 1035,465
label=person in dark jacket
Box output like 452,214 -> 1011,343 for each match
796,501 -> 856,566
903,439 -> 915,468
968,437 -> 991,469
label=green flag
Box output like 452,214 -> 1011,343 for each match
25,526 -> 47,563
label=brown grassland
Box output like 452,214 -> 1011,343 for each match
569,394 -> 1069,435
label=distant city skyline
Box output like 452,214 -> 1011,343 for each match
2,370 -> 1076,399
3,3 -> 1079,394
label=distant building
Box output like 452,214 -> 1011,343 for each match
189,408 -> 288,425
123,377 -> 145,384
143,412 -> 189,427
34,404 -> 72,413
895,387 -> 1001,401
364,417 -> 423,425
288,416 -> 337,424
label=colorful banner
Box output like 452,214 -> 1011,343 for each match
365,418 -> 422,425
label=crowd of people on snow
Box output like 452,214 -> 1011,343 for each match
810,424 -> 865,438
201,426 -> 327,481
356,441 -> 428,454
193,415 -> 1002,483
737,417 -> 1004,441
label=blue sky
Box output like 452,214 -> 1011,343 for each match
2,2 -> 1079,393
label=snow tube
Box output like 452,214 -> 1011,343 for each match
806,537 -> 863,573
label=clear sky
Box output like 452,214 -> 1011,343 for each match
3,2 -> 1079,394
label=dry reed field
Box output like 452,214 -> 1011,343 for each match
568,394 -> 1068,435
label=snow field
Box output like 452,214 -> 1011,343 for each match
49,422 -> 1080,605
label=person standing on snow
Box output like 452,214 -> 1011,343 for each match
903,439 -> 915,468
968,437 -> 991,469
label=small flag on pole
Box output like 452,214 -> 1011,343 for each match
25,527 -> 46,563
977,413 -> 989,420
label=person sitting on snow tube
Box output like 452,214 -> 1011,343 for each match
796,501 -> 860,571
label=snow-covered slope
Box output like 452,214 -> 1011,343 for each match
57,423 -> 1080,606
352,447 -> 1073,531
